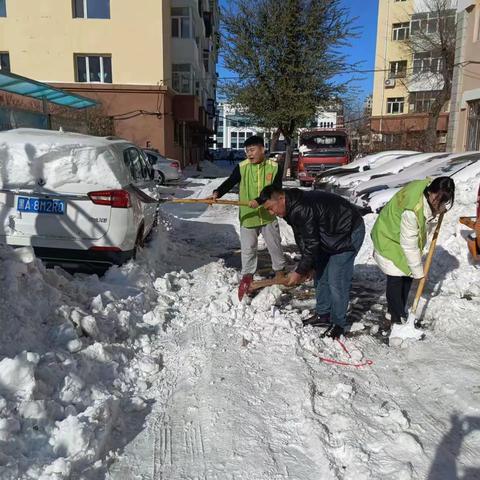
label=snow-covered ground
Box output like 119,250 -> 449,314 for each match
0,162 -> 479,479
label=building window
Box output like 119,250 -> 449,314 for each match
230,131 -> 238,149
467,100 -> 480,151
0,0 -> 6,17
387,97 -> 405,114
203,49 -> 210,72
409,91 -> 442,113
238,131 -> 246,146
412,52 -> 443,74
384,133 -> 402,146
411,10 -> 455,35
73,0 -> 110,19
392,22 -> 410,40
75,55 -> 112,83
394,0 -> 407,2
389,60 -> 407,78
171,7 -> 191,38
0,52 -> 10,72
172,64 -> 193,94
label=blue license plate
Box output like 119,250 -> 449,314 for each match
17,196 -> 65,215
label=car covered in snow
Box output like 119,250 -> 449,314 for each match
355,151 -> 480,212
313,150 -> 418,190
0,128 -> 161,272
143,149 -> 182,185
332,151 -> 446,191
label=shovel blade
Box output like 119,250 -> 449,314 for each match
238,276 -> 253,301
467,234 -> 479,261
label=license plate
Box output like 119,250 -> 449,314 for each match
17,196 -> 65,215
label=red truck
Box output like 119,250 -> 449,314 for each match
297,129 -> 352,186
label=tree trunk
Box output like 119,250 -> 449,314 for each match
425,88 -> 450,152
270,128 -> 281,152
283,138 -> 294,180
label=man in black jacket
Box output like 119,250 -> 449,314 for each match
257,185 -> 365,339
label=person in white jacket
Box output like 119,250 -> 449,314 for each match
371,177 -> 455,325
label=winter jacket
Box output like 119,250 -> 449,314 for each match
373,200 -> 435,278
283,188 -> 364,275
214,158 -> 282,228
371,179 -> 434,278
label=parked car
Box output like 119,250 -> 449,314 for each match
338,151 -> 449,191
314,150 -> 419,190
356,152 -> 480,212
0,128 -> 161,273
143,149 -> 182,185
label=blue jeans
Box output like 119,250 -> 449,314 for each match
314,221 -> 365,328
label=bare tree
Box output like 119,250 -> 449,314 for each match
405,0 -> 457,151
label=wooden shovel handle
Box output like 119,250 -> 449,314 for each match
168,198 -> 249,207
411,212 -> 445,313
249,277 -> 289,292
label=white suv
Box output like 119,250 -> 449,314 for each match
0,128 -> 160,272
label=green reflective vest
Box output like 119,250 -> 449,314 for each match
238,158 -> 279,228
371,179 -> 431,275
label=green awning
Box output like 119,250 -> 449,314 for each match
0,71 -> 97,109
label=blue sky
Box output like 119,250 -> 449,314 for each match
217,0 -> 379,101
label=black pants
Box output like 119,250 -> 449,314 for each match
386,275 -> 413,322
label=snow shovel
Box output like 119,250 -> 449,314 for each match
390,212 -> 445,345
238,276 -> 289,301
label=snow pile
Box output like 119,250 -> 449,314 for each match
0,171 -> 479,479
0,129 -> 128,190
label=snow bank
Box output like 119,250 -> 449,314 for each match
0,170 -> 479,479
0,129 -> 128,190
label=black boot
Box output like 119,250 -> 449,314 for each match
302,312 -> 331,328
322,324 -> 345,339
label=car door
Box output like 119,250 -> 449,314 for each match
123,147 -> 158,236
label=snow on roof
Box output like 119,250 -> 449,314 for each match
0,128 -> 132,190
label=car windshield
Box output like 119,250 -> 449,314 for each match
440,158 -> 474,174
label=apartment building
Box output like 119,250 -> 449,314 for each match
214,102 -> 262,150
371,0 -> 453,148
0,0 -> 218,165
447,0 -> 480,151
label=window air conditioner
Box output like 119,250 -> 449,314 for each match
384,78 -> 396,88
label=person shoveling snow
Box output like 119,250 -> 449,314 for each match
371,176 -> 455,341
208,136 -> 286,299
257,185 -> 365,340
